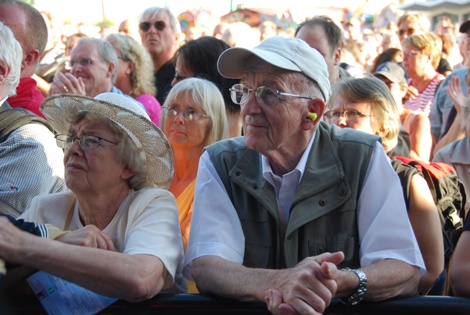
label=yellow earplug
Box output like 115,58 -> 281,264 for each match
307,112 -> 318,121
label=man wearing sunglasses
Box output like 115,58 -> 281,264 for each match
183,36 -> 425,314
139,7 -> 181,105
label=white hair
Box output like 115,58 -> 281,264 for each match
0,22 -> 23,96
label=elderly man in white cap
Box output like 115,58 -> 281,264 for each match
183,36 -> 424,314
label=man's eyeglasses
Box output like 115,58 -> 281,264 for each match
324,110 -> 373,121
162,106 -> 209,121
398,28 -> 416,36
139,21 -> 166,32
229,84 -> 313,107
55,135 -> 117,151
70,58 -> 94,68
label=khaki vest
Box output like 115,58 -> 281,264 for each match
206,122 -> 379,269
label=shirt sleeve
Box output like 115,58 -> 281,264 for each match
124,188 -> 184,290
183,151 -> 245,281
2,214 -> 49,238
357,142 -> 426,273
0,124 -> 66,217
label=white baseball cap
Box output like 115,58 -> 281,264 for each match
217,36 -> 331,101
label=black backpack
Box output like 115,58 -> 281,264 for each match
390,156 -> 467,266
0,103 -> 53,142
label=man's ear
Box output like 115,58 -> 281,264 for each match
0,61 -> 11,85
22,49 -> 40,72
302,98 -> 326,130
107,62 -> 115,78
333,47 -> 341,66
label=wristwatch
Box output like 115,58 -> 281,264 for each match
340,268 -> 367,306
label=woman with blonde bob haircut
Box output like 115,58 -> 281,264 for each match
326,76 -> 444,294
160,77 -> 227,292
106,33 -> 161,125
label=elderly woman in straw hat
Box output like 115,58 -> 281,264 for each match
1,93 -> 185,301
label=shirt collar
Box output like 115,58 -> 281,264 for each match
262,131 -> 317,185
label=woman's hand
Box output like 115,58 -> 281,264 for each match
56,225 -> 116,251
447,76 -> 467,114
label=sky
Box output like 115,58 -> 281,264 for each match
34,0 -> 403,26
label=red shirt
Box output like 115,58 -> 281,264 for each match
7,77 -> 45,118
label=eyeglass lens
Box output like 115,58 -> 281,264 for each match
164,107 -> 206,121
230,85 -> 278,107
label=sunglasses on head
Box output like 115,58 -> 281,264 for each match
139,21 -> 166,32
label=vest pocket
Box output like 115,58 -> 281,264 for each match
244,241 -> 271,268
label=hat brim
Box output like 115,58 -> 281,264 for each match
218,47 -> 302,79
460,20 -> 470,33
41,94 -> 174,189
374,71 -> 404,85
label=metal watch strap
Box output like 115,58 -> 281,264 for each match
340,267 -> 367,306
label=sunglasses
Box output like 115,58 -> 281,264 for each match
139,21 -> 166,32
398,28 -> 416,36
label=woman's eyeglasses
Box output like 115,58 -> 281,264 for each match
162,106 -> 209,121
55,135 -> 117,150
139,21 -> 166,32
324,110 -> 373,122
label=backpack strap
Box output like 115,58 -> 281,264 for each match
390,158 -> 420,211
0,101 -> 54,142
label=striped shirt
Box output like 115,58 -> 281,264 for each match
404,73 -> 445,115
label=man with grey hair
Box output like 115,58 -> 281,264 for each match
183,36 -> 424,314
0,0 -> 48,118
0,22 -> 66,218
49,37 -> 122,97
139,6 -> 181,104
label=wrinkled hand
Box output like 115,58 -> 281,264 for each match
0,216 -> 29,263
49,71 -> 86,96
265,251 -> 345,315
447,76 -> 468,114
56,225 -> 116,251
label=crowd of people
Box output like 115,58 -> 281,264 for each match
0,0 -> 470,313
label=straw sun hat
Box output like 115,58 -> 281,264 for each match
41,93 -> 174,189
